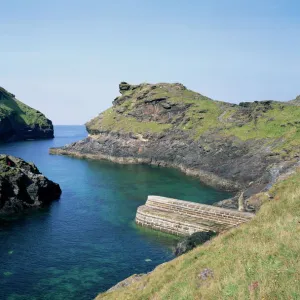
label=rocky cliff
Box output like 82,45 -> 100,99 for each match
0,86 -> 54,142
50,82 -> 300,208
0,155 -> 61,217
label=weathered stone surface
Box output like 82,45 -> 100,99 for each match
135,196 -> 254,236
0,155 -> 61,217
119,82 -> 132,94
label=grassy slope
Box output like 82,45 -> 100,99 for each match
86,83 -> 300,157
223,103 -> 300,154
88,108 -> 172,134
97,170 -> 300,300
0,87 -> 50,127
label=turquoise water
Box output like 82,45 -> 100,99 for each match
0,126 -> 231,300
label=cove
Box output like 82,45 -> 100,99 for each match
0,126 -> 232,300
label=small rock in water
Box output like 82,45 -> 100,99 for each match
145,259 -> 152,262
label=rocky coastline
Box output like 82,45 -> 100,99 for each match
50,82 -> 300,211
48,82 -> 300,298
50,142 -> 240,191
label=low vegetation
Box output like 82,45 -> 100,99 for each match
97,169 -> 300,300
0,87 -> 50,127
87,108 -> 172,135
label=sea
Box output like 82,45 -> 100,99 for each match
0,125 -> 231,300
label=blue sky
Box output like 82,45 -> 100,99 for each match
1,0 -> 299,124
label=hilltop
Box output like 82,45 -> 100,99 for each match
0,86 -> 54,142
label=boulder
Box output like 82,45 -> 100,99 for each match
0,155 -> 61,217
119,82 -> 131,94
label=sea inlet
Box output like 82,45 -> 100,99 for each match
0,126 -> 231,300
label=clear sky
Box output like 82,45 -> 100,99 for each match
1,0 -> 299,125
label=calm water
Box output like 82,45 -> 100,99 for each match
0,126 -> 231,300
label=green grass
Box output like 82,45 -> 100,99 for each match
221,103 -> 300,156
96,168 -> 300,300
178,99 -> 223,139
150,87 -> 224,138
223,103 -> 300,140
0,91 -> 50,127
87,108 -> 171,135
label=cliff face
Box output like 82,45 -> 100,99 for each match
50,82 -> 300,201
0,87 -> 54,142
0,155 -> 61,217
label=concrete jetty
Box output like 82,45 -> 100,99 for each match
135,196 -> 254,236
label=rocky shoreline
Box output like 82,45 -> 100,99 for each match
50,144 -> 241,191
50,82 -> 300,211
50,145 -> 299,212
49,134 -> 296,212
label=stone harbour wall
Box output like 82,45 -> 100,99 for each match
135,196 -> 254,236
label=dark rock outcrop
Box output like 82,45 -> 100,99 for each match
174,231 -> 216,256
0,86 -> 54,142
119,82 -> 132,94
0,155 -> 61,217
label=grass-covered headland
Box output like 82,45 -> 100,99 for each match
53,82 -> 300,196
87,82 -> 300,158
0,86 -> 53,141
